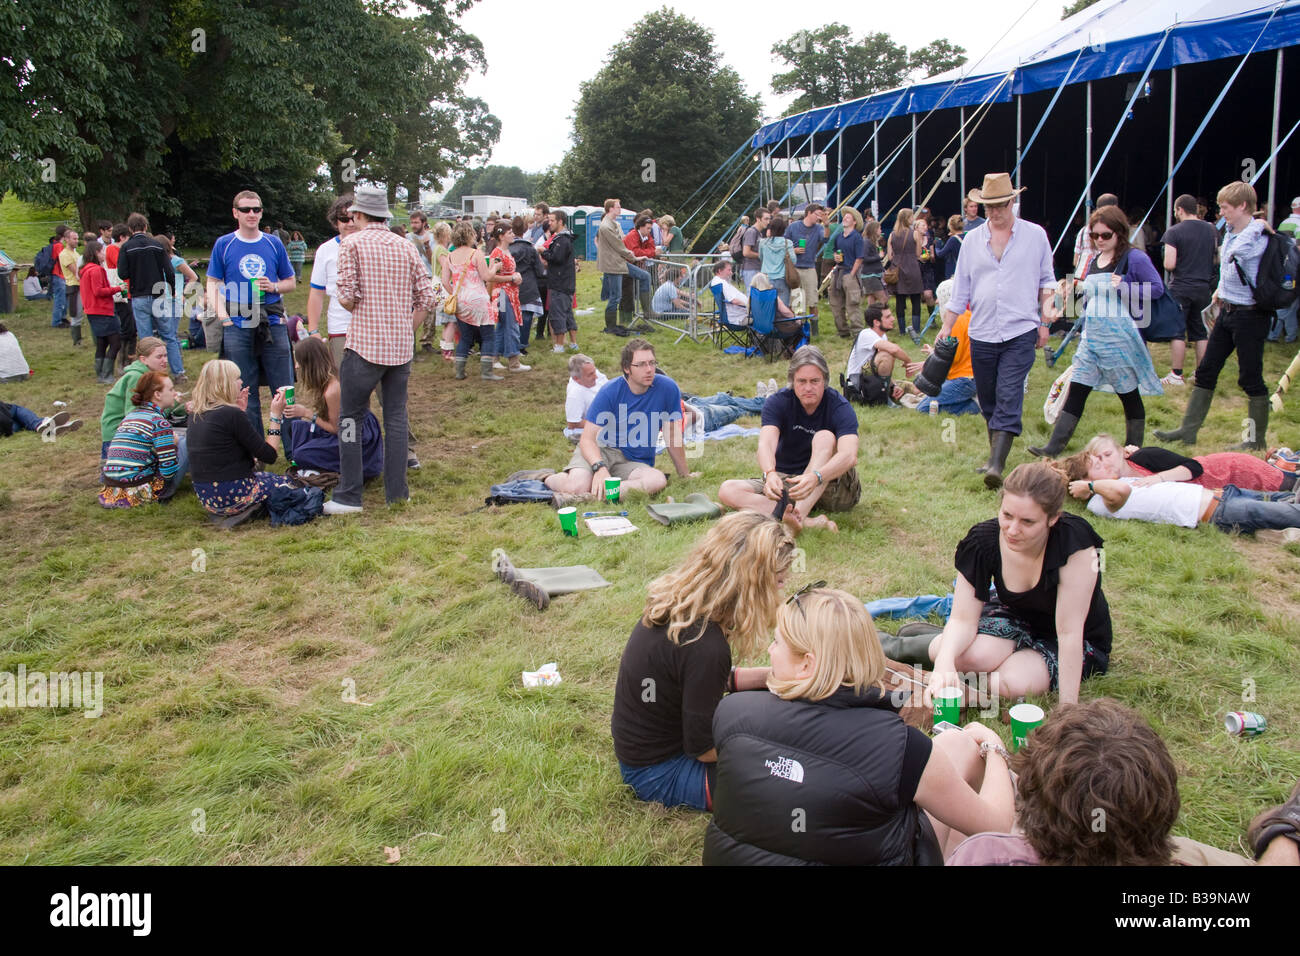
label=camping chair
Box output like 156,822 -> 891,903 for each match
711,282 -> 751,351
749,287 -> 811,362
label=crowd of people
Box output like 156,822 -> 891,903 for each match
7,170 -> 1299,867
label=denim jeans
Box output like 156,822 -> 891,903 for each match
970,329 -> 1038,434
336,349 -> 409,506
454,319 -> 495,359
220,322 -> 295,435
50,275 -> 67,326
602,264 -> 650,313
8,404 -> 42,433
686,392 -> 766,432
136,296 -> 184,375
494,299 -> 521,359
1268,301 -> 1299,342
772,277 -> 791,307
162,432 -> 190,499
1211,484 -> 1300,535
618,755 -> 713,811
916,376 -> 981,415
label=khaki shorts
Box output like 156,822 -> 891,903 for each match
564,444 -> 646,480
743,466 -> 861,513
796,267 -> 820,311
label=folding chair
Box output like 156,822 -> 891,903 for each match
749,288 -> 811,362
711,282 -> 751,351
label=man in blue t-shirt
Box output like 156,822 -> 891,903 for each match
544,339 -> 698,504
785,203 -> 826,337
204,189 -> 297,434
718,345 -> 860,533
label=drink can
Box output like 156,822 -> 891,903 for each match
1224,711 -> 1267,737
284,385 -> 294,406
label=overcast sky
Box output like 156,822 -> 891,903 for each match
454,0 -> 1067,179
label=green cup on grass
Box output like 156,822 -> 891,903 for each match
1009,702 -> 1045,751
557,507 -> 579,537
604,477 -> 621,503
932,686 -> 963,727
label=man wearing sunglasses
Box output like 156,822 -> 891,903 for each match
205,190 -> 297,434
941,173 -> 1058,489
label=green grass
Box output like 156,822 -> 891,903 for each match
1,196 -> 1298,864
0,194 -> 78,263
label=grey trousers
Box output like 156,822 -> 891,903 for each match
337,349 -> 409,506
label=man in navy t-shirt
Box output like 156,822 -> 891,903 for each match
785,203 -> 826,336
544,339 -> 698,504
205,189 -> 297,434
718,345 -> 860,533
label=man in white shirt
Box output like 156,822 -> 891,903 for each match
845,305 -> 921,402
306,195 -> 359,368
711,260 -> 749,325
563,353 -> 608,441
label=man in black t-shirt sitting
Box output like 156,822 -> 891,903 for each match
717,345 -> 861,533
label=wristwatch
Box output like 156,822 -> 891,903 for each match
814,469 -> 825,486
590,459 -> 607,473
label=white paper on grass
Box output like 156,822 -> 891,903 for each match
585,516 -> 638,536
522,663 -> 562,687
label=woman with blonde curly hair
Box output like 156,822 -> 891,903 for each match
612,511 -> 796,811
705,587 -> 1015,865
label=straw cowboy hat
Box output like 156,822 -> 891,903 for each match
349,184 -> 393,220
967,172 -> 1026,205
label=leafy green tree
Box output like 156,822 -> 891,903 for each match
1062,0 -> 1096,18
550,8 -> 760,217
771,24 -> 965,114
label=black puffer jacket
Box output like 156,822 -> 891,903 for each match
508,238 -> 545,307
703,686 -> 938,866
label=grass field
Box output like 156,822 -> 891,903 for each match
1,203 -> 1298,864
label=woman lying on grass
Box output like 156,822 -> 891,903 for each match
1068,433 -> 1295,493
704,588 -> 1014,864
928,462 -> 1113,707
611,511 -> 795,811
99,371 -> 185,508
1062,446 -> 1300,544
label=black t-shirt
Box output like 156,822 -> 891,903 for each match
187,404 -> 277,483
954,514 -> 1112,660
761,387 -> 859,475
611,619 -> 732,766
1128,446 -> 1202,478
1162,219 -> 1219,296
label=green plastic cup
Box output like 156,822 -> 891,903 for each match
557,507 -> 579,537
932,686 -> 963,727
250,277 -> 263,301
604,476 -> 622,503
1009,702 -> 1045,751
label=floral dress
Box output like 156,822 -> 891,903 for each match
447,255 -> 493,327
489,247 -> 521,323
1073,258 -> 1164,396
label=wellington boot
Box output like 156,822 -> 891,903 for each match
974,424 -> 993,474
878,624 -> 941,665
983,430 -> 1015,490
1124,417 -> 1145,448
1230,395 -> 1270,450
453,357 -> 467,380
1027,412 -> 1080,458
481,358 -> 504,381
639,291 -> 655,323
96,357 -> 115,384
1154,386 -> 1213,445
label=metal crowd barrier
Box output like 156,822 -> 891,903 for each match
633,253 -> 731,344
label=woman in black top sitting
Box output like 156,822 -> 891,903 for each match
929,461 -> 1113,706
187,359 -> 296,517
611,511 -> 796,811
705,588 -> 1015,865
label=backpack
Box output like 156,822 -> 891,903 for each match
1232,230 -> 1300,312
840,371 -> 890,407
728,224 -> 747,262
34,243 -> 56,278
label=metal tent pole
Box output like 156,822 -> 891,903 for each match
837,133 -> 844,207
960,106 -> 967,204
1166,66 -> 1177,228
1085,82 -> 1093,212
1015,95 -> 1022,192
873,121 -> 879,214
1269,49 -> 1283,222
910,113 -> 918,209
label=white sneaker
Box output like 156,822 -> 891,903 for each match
1255,528 -> 1300,545
1161,372 -> 1185,386
552,345 -> 566,353
756,380 -> 769,398
322,500 -> 363,515
493,361 -> 508,370
510,362 -> 531,372
768,377 -> 778,396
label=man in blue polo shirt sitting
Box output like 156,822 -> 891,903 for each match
204,189 -> 296,434
718,345 -> 860,534
544,338 -> 698,505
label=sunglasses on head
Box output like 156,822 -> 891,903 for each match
786,580 -> 827,617
237,206 -> 262,214
1090,229 -> 1114,240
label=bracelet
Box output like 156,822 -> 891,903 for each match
269,415 -> 284,425
1088,481 -> 1095,494
979,741 -> 1012,762
814,469 -> 824,486
267,428 -> 281,437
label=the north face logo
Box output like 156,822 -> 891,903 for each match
763,755 -> 804,783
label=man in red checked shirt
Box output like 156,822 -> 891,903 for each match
323,185 -> 437,515
622,214 -> 658,325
